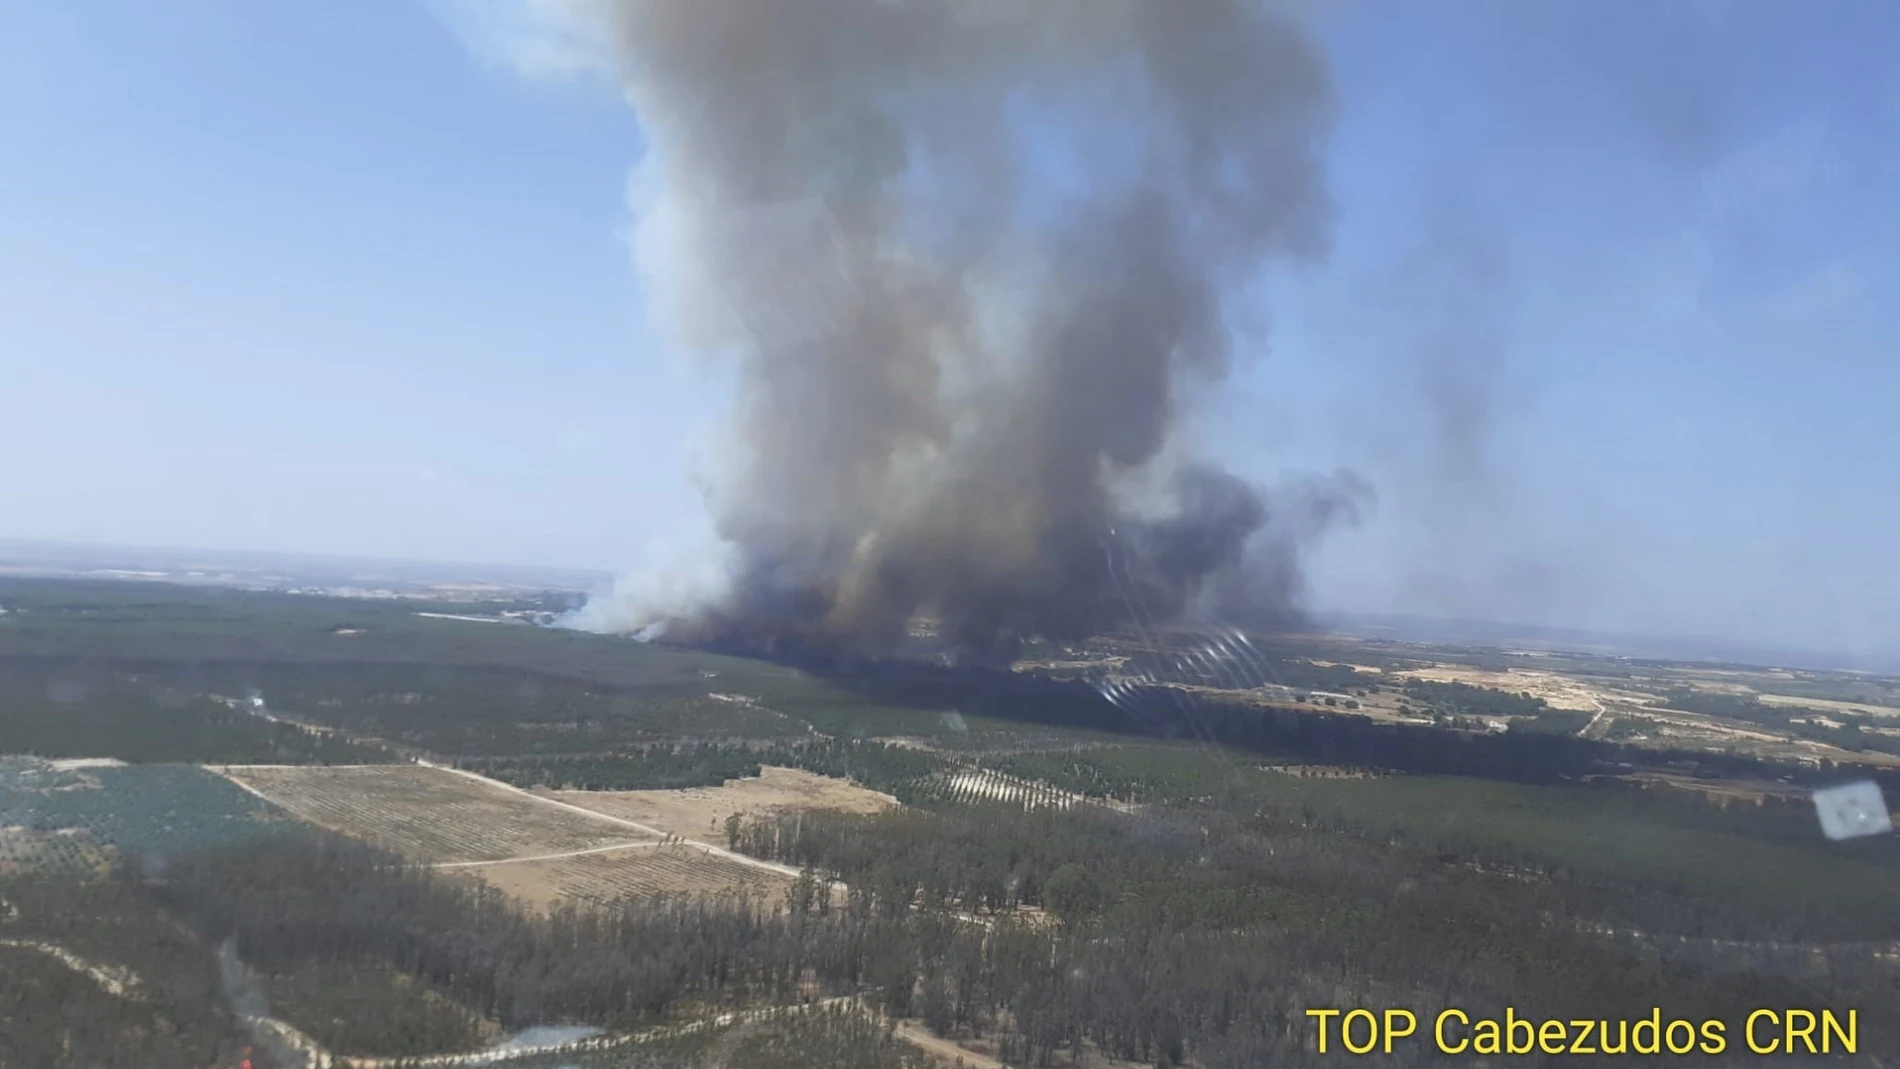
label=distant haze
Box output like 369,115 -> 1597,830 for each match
0,538 -> 608,597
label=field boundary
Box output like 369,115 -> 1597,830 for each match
428,840 -> 667,869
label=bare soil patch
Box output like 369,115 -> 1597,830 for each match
218,764 -> 654,863
542,766 -> 898,847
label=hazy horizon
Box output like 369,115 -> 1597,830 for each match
6,534 -> 1893,677
5,1 -> 1897,659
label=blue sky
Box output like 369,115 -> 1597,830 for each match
3,1 -> 1896,657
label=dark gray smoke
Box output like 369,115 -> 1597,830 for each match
575,0 -> 1364,658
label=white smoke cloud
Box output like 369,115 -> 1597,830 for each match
560,532 -> 733,638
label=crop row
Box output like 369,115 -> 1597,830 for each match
924,768 -> 1088,812
0,828 -> 108,873
0,760 -> 282,867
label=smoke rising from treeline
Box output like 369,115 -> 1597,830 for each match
572,0 -> 1366,659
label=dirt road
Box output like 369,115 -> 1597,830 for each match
0,939 -> 142,1000
428,840 -> 666,869
892,1019 -> 1013,1069
419,761 -> 809,880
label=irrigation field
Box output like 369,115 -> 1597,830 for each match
216,764 -> 655,864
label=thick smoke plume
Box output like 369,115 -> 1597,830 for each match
576,0 -> 1365,660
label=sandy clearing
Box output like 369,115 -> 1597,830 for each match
217,764 -> 654,864
219,763 -> 816,906
45,757 -> 127,771
1307,660 -> 1383,674
542,766 -> 899,848
425,762 -> 808,878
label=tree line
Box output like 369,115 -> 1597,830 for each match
0,657 -> 388,765
457,737 -> 946,798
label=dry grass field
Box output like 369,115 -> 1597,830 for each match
213,764 -> 851,910
543,766 -> 898,847
215,764 -> 654,864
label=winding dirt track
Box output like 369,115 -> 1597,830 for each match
0,939 -> 143,1000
